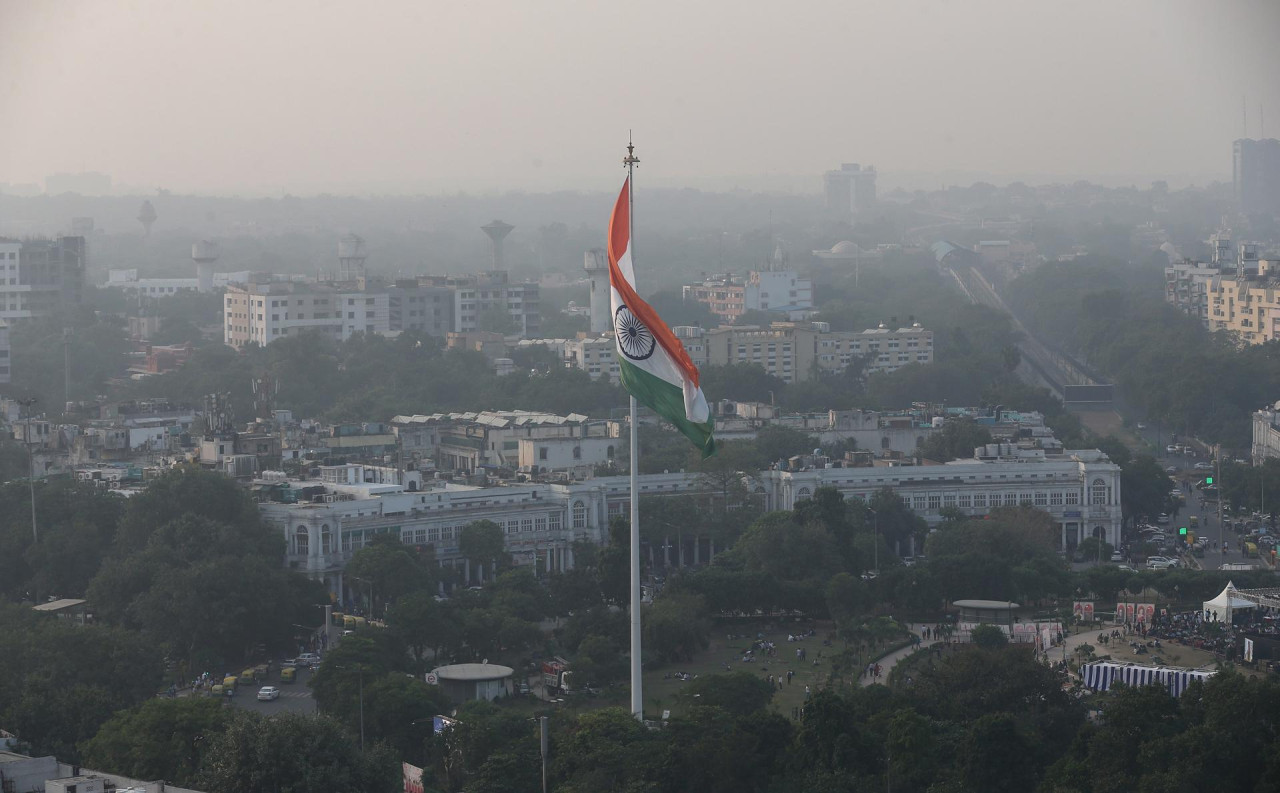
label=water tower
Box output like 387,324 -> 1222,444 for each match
338,233 -> 367,281
583,249 -> 610,333
137,200 -> 157,237
192,240 -> 219,292
481,220 -> 514,269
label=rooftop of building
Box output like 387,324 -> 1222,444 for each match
391,410 -> 591,427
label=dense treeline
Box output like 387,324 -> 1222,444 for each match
1006,256 -> 1280,447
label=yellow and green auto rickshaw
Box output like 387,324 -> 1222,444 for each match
280,666 -> 297,684
223,675 -> 239,696
210,684 -> 225,698
343,615 -> 356,629
240,668 -> 255,686
254,664 -> 270,681
353,616 -> 367,628
332,611 -> 344,625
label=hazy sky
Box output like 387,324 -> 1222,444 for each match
3,0 -> 1278,195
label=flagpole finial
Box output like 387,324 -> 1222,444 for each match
623,133 -> 639,169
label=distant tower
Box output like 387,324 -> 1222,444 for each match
137,200 -> 157,237
583,249 -> 610,333
482,220 -> 514,270
192,240 -> 219,293
337,233 -> 367,281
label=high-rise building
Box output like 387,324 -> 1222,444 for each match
0,236 -> 85,323
1233,138 -> 1280,215
583,249 -> 610,333
823,163 -> 877,218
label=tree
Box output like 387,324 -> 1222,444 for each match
476,306 -> 519,335
346,534 -> 434,615
0,603 -> 163,761
920,419 -> 993,462
679,672 -> 775,717
80,697 -> 233,788
970,624 -> 1008,649
387,590 -> 459,664
459,520 -> 508,584
197,712 -> 398,793
644,592 -> 711,663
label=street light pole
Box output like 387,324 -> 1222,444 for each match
866,506 -> 879,574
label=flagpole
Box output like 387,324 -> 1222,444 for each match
624,136 -> 643,721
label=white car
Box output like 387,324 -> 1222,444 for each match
1137,423 -> 1147,430
1166,445 -> 1179,454
1157,514 -> 1170,525
1146,557 -> 1179,570
1194,462 -> 1213,470
257,686 -> 281,701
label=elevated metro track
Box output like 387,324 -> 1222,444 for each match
943,264 -> 1114,407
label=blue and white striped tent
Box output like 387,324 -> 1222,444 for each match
1080,662 -> 1215,698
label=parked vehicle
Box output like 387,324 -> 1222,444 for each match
1195,462 -> 1213,470
541,657 -> 577,695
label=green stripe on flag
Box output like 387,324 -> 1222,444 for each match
619,358 -> 715,458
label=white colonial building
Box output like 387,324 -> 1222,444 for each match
759,445 -> 1123,552
256,442 -> 1122,603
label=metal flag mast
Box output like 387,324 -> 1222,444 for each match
623,134 -> 644,720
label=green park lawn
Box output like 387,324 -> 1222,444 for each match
637,619 -> 899,720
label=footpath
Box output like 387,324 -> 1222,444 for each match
860,623 -> 940,687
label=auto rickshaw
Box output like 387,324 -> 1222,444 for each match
210,684 -> 225,698
280,666 -> 297,684
353,616 -> 367,628
332,611 -> 344,625
223,675 -> 239,695
240,668 -> 255,686
343,615 -> 356,629
254,664 -> 270,681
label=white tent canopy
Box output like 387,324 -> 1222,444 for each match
1203,582 -> 1257,623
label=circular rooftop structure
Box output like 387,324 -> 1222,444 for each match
432,663 -> 514,681
954,599 -> 1020,626
430,663 -> 515,702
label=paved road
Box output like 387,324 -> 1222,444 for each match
224,666 -> 318,715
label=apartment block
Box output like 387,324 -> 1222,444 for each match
0,237 -> 86,323
1202,261 -> 1280,344
674,321 -> 933,383
682,269 -> 813,322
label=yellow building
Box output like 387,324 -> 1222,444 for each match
1205,263 -> 1280,344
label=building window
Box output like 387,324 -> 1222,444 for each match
943,494 -> 956,508
294,527 -> 309,556
572,501 -> 587,528
1066,491 -> 1080,505
1091,478 -> 1109,505
1034,492 -> 1048,507
796,487 -> 811,501
1050,491 -> 1063,506
1004,493 -> 1018,506
535,517 -> 547,532
928,495 -> 941,510
973,493 -> 987,507
958,494 -> 971,508
428,527 -> 440,542
321,525 -> 332,553
522,518 -> 533,533
911,495 -> 926,511
549,512 -> 563,531
539,448 -> 548,460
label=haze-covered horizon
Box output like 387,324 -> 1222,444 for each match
3,0 -> 1279,197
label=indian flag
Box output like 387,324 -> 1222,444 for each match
608,178 -> 715,457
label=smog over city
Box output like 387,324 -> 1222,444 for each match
3,2 -> 1280,792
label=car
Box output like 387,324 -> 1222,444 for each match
1165,466 -> 1178,474
1147,558 -> 1179,570
1170,489 -> 1183,498
257,686 -> 281,701
1157,513 -> 1171,524
1166,445 -> 1179,454
295,652 -> 321,667
1137,423 -> 1147,430
1194,462 -> 1213,470
1117,564 -> 1137,573
1110,551 -> 1124,562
